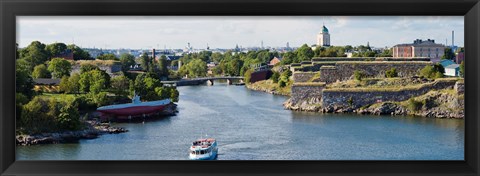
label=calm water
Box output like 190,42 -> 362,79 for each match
17,81 -> 464,160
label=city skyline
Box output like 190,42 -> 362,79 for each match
17,16 -> 464,49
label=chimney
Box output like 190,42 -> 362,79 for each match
152,49 -> 156,60
452,30 -> 454,48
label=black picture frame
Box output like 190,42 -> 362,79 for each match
1,0 -> 479,175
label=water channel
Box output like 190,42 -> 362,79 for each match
17,81 -> 464,160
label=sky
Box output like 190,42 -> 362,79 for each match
17,16 -> 464,49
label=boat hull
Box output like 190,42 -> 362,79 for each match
189,150 -> 218,160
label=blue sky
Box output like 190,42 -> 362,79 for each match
17,16 -> 464,49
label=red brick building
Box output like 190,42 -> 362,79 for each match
392,39 -> 445,59
269,57 -> 282,66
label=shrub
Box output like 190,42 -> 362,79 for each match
420,64 -> 444,79
385,68 -> 398,78
270,71 -> 280,83
407,98 -> 423,112
354,70 -> 365,81
243,69 -> 254,84
20,96 -> 82,133
347,97 -> 354,106
278,79 -> 287,87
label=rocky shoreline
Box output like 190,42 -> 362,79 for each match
284,90 -> 464,119
246,83 -> 290,96
16,103 -> 179,146
16,120 -> 129,146
322,102 -> 464,119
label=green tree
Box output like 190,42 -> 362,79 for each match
45,42 -> 67,57
227,59 -> 243,76
270,71 -> 280,83
132,73 -> 163,101
154,87 -> 169,100
169,87 -> 179,102
111,75 -> 130,96
20,97 -> 82,133
19,41 -> 49,72
32,64 -> 51,78
89,69 -> 111,94
157,55 -> 169,78
16,59 -> 31,74
20,97 -> 55,133
80,64 -> 100,74
459,61 -> 464,77
441,47 -> 455,60
119,53 -> 136,72
59,76 -> 71,93
256,50 -> 271,64
97,53 -> 118,60
279,70 -> 292,87
363,50 -> 376,57
376,48 -> 393,57
16,66 -> 35,99
69,73 -> 81,94
280,52 -> 295,65
67,44 -> 91,60
16,93 -> 29,124
79,71 -> 92,93
420,64 -> 444,79
243,69 -> 254,84
296,44 -> 314,62
47,58 -> 72,78
211,52 -> 224,63
184,59 -> 207,77
344,45 -> 353,52
139,52 -> 152,71
57,101 -> 81,130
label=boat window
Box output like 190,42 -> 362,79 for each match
200,150 -> 204,155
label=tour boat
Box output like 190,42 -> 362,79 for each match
97,94 -> 170,118
189,138 -> 218,160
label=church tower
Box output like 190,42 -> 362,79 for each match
317,25 -> 330,47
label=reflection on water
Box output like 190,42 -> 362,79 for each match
17,81 -> 464,160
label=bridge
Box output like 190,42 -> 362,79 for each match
161,76 -> 244,86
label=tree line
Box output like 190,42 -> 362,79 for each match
16,41 -> 179,134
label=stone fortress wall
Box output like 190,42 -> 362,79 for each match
321,79 -> 458,108
285,57 -> 462,113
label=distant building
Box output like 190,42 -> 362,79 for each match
269,57 -> 282,66
33,78 -> 61,86
317,25 -> 331,47
445,64 -> 460,77
71,60 -> 122,76
207,62 -> 216,68
392,39 -> 445,59
440,59 -> 456,68
166,55 -> 182,61
456,52 -> 464,64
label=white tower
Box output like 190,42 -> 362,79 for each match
317,25 -> 330,47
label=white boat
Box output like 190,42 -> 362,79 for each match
189,138 -> 218,160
